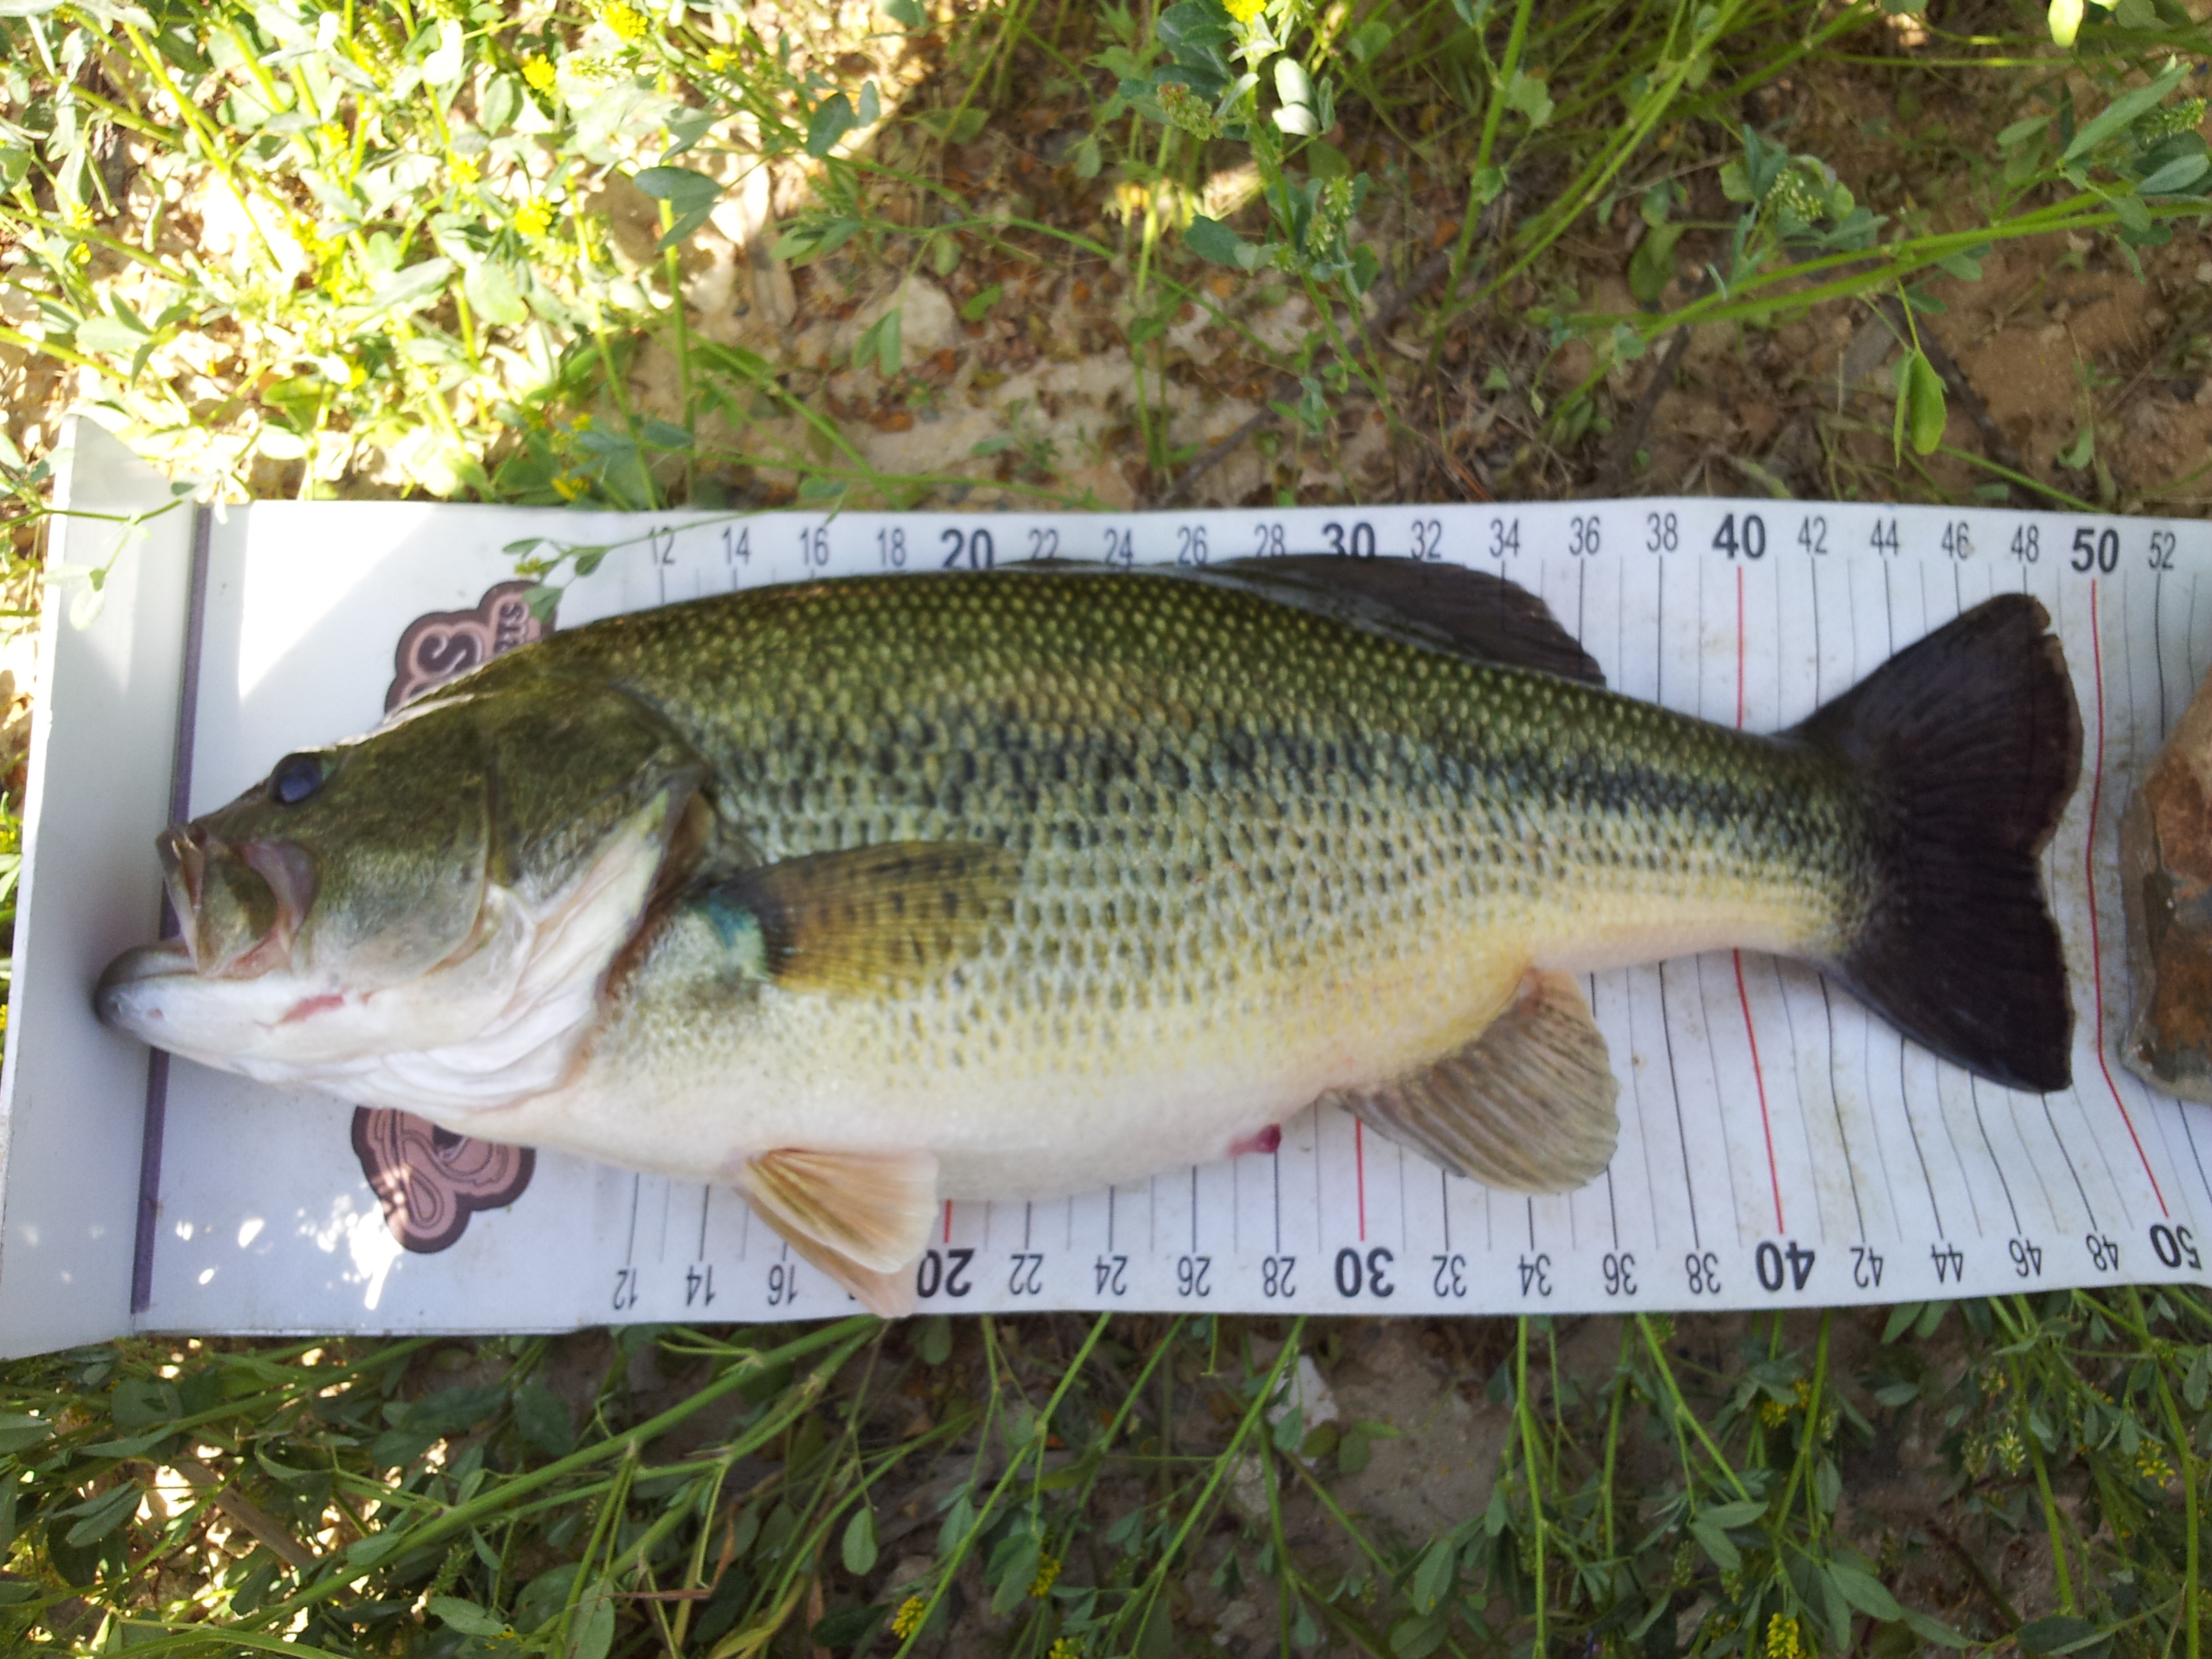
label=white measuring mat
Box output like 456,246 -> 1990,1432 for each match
4,424 -> 2210,1353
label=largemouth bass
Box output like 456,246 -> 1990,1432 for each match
96,558 -> 2081,1314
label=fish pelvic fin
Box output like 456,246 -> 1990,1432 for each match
1322,970 -> 1620,1193
702,841 -> 1021,998
1797,593 -> 2082,1092
735,1147 -> 938,1319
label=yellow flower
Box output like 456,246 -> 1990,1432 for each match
1225,0 -> 1266,22
449,155 -> 480,186
890,1597 -> 927,1639
523,55 -> 558,91
514,200 -> 554,239
552,472 -> 587,500
704,46 -> 734,70
1048,1641 -> 1080,1659
2135,1442 -> 2176,1484
571,413 -> 592,431
1765,1614 -> 1808,1659
1029,1553 -> 1061,1598
1759,1397 -> 1791,1428
604,2 -> 650,43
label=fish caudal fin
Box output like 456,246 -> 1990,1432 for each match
1323,970 -> 1620,1192
1797,594 -> 2082,1092
735,1147 -> 938,1318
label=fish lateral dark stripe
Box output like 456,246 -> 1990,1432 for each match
1799,594 -> 2084,1093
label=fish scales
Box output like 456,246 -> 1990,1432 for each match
468,571 -> 1868,1194
97,563 -> 2082,1314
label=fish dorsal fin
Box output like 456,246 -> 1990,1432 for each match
700,842 -> 1021,997
1206,556 -> 1605,687
735,1148 -> 937,1317
1321,970 -> 1620,1192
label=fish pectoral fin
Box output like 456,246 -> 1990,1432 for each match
735,1147 -> 938,1318
1324,970 -> 1619,1193
701,842 -> 1020,997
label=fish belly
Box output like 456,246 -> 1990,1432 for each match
489,926 -> 1535,1195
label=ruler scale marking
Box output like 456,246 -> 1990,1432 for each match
192,497 -> 2212,1324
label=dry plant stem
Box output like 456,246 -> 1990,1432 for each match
161,1456 -> 319,1574
1123,1328 -> 1305,1648
1601,310 -> 1700,495
1923,1517 -> 2022,1633
1158,247 -> 1458,508
112,1628 -> 354,1658
2095,298 -> 2212,422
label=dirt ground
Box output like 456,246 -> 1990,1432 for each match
560,45 -> 2212,522
466,1305 -> 2057,1656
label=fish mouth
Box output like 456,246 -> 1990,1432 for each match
94,939 -> 195,1034
159,825 -> 319,979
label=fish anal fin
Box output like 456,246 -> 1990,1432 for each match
734,1147 -> 937,1318
778,1233 -> 922,1322
1324,970 -> 1619,1193
708,841 -> 1020,996
1212,556 -> 1605,687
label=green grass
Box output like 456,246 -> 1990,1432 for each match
1,0 -> 2207,519
1,1295 -> 2209,1654
3,0 -> 2212,1652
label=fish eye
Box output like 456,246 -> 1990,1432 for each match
270,753 -> 325,806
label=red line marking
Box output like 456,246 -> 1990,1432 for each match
1353,1119 -> 1368,1242
1734,565 -> 1785,1233
942,1200 -> 954,1244
2085,579 -> 2169,1216
1736,951 -> 1786,1234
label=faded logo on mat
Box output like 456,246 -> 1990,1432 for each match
351,580 -> 551,1251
